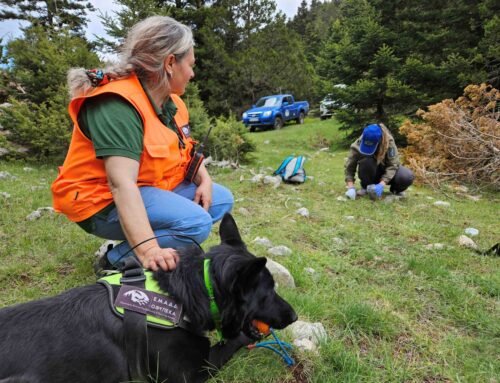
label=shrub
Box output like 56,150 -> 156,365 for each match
185,83 -> 255,163
400,84 -> 499,189
0,88 -> 71,161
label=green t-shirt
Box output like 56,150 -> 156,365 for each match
76,87 -> 178,232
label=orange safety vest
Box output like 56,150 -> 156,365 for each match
51,74 -> 195,222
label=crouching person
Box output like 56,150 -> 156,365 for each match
51,16 -> 234,275
344,123 -> 414,200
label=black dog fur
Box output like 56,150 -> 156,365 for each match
0,214 -> 297,383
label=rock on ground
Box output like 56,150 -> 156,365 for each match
238,207 -> 250,216
464,227 -> 479,236
267,245 -> 292,256
296,207 -> 309,217
293,338 -> 318,353
287,321 -> 327,347
433,200 -> 450,207
26,207 -> 54,221
253,237 -> 273,248
265,259 -> 295,288
458,235 -> 478,250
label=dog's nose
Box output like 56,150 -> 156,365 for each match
290,310 -> 298,323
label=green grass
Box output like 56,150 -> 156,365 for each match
1,118 -> 499,382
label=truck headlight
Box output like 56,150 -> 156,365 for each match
242,112 -> 248,118
263,111 -> 272,117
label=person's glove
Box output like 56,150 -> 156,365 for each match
367,183 -> 384,200
345,187 -> 356,200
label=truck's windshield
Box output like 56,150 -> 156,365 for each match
256,97 -> 280,107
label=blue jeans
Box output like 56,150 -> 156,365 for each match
90,182 -> 234,264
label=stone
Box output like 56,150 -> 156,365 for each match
0,171 -> 13,180
253,237 -> 273,248
287,320 -> 327,346
23,167 -> 34,172
452,185 -> 469,193
26,210 -> 41,221
267,245 -> 292,256
265,259 -> 295,288
332,237 -> 344,245
26,207 -> 54,221
344,215 -> 355,220
304,267 -> 315,274
0,192 -> 10,199
263,175 -> 281,189
296,207 -> 309,217
336,196 -> 347,202
293,338 -> 318,353
466,195 -> 481,202
458,235 -> 478,250
238,207 -> 250,216
250,174 -> 264,183
464,227 -> 479,236
433,200 -> 450,207
263,140 -> 270,144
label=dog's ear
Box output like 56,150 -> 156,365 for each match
219,213 -> 243,245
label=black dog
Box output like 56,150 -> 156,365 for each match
0,214 -> 297,383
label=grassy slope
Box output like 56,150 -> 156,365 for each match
0,118 -> 498,382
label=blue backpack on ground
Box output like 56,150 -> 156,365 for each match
273,156 -> 307,183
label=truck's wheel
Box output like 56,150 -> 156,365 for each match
296,112 -> 305,124
249,126 -> 256,132
274,116 -> 283,130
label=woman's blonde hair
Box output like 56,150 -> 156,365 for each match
67,16 -> 194,98
375,123 -> 391,164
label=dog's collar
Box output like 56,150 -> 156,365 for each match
204,258 -> 223,341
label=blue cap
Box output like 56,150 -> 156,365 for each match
359,124 -> 382,155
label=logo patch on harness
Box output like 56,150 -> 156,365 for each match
115,285 -> 182,324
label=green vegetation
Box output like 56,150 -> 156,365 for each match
1,119 -> 498,382
2,0 -> 499,161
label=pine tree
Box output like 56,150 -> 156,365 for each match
0,0 -> 94,35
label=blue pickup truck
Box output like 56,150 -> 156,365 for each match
242,94 -> 309,131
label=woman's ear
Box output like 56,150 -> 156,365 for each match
164,54 -> 176,75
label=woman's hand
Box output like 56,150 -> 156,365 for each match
139,246 -> 179,271
193,163 -> 213,211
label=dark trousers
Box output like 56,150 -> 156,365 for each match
358,157 -> 414,193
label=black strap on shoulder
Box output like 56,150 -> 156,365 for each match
120,257 -> 150,382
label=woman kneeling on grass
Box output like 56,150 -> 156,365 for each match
344,123 -> 414,200
51,16 -> 233,274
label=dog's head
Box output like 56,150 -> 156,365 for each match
208,214 -> 297,340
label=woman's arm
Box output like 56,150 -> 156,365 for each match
104,156 -> 178,271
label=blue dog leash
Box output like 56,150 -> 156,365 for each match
248,328 -> 295,366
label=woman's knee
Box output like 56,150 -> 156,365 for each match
175,210 -> 213,243
209,183 -> 234,223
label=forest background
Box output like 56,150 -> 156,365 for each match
0,0 -> 499,164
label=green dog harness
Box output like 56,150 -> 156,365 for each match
98,271 -> 180,329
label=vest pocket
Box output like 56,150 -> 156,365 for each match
144,144 -> 170,158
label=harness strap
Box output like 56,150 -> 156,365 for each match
120,258 -> 150,382
204,259 -> 223,341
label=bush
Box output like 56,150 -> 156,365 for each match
185,83 -> 255,163
0,89 -> 72,161
400,83 -> 500,189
